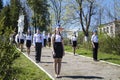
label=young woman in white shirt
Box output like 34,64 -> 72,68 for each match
26,30 -> 32,56
15,32 -> 20,48
71,34 -> 77,55
47,33 -> 51,47
19,32 -> 25,52
51,28 -> 65,78
91,30 -> 99,61
33,29 -> 44,63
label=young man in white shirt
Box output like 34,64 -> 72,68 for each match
33,29 -> 44,63
91,30 -> 99,61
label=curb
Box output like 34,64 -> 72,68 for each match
65,51 -> 120,67
17,48 -> 55,80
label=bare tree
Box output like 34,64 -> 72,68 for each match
49,0 -> 62,26
76,0 -> 97,38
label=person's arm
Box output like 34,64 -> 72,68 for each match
62,39 -> 65,56
42,35 -> 44,47
15,34 -> 18,43
91,35 -> 95,48
33,34 -> 36,47
51,35 -> 55,55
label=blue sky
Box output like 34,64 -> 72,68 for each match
2,0 -> 119,31
2,0 -> 10,6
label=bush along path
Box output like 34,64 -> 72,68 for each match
22,46 -> 120,80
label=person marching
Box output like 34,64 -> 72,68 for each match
33,29 -> 44,63
91,30 -> 99,61
71,34 -> 77,55
15,32 -> 20,48
43,32 -> 47,47
47,33 -> 51,48
25,30 -> 32,56
10,31 -> 17,46
51,27 -> 65,78
19,32 -> 25,52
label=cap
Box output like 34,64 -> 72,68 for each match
93,29 -> 97,33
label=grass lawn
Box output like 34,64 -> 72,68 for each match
65,46 -> 120,65
11,54 -> 51,80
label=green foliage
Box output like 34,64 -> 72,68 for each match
0,6 -> 11,28
11,54 -> 51,80
10,0 -> 21,31
64,38 -> 70,46
23,7 -> 29,32
99,33 -> 120,55
0,17 -> 20,80
0,0 -> 3,12
27,0 -> 50,31
65,45 -> 120,65
0,0 -> 21,32
77,31 -> 92,50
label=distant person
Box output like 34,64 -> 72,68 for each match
91,30 -> 99,61
47,33 -> 51,47
71,34 -> 77,55
51,28 -> 65,78
26,30 -> 32,56
33,29 -> 44,63
19,32 -> 25,52
43,32 -> 47,47
15,32 -> 20,48
10,31 -> 17,45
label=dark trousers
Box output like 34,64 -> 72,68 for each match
44,39 -> 46,47
35,43 -> 42,61
93,43 -> 98,60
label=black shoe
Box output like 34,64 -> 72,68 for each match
36,60 -> 40,63
94,59 -> 99,62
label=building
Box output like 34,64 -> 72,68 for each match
98,20 -> 120,37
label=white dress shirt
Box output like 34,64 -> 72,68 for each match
54,34 -> 62,42
15,34 -> 19,43
33,33 -> 44,46
19,34 -> 25,40
71,36 -> 77,41
26,35 -> 32,41
43,33 -> 47,39
91,34 -> 98,43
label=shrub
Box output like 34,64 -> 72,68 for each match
99,33 -> 120,55
0,18 -> 20,80
64,38 -> 70,46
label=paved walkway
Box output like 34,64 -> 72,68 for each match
22,46 -> 120,80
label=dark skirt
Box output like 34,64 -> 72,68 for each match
26,40 -> 31,48
20,39 -> 24,44
72,41 -> 77,47
44,39 -> 47,47
53,42 -> 63,58
17,38 -> 19,43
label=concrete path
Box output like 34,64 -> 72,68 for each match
22,46 -> 120,80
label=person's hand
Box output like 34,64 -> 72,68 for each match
93,45 -> 95,48
52,51 -> 56,56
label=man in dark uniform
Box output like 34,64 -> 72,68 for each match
33,29 -> 44,63
91,30 -> 99,61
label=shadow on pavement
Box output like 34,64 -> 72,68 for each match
40,61 -> 67,64
62,75 -> 104,79
42,55 -> 51,57
40,61 -> 53,64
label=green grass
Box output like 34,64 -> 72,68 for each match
65,46 -> 120,65
11,54 -> 51,80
